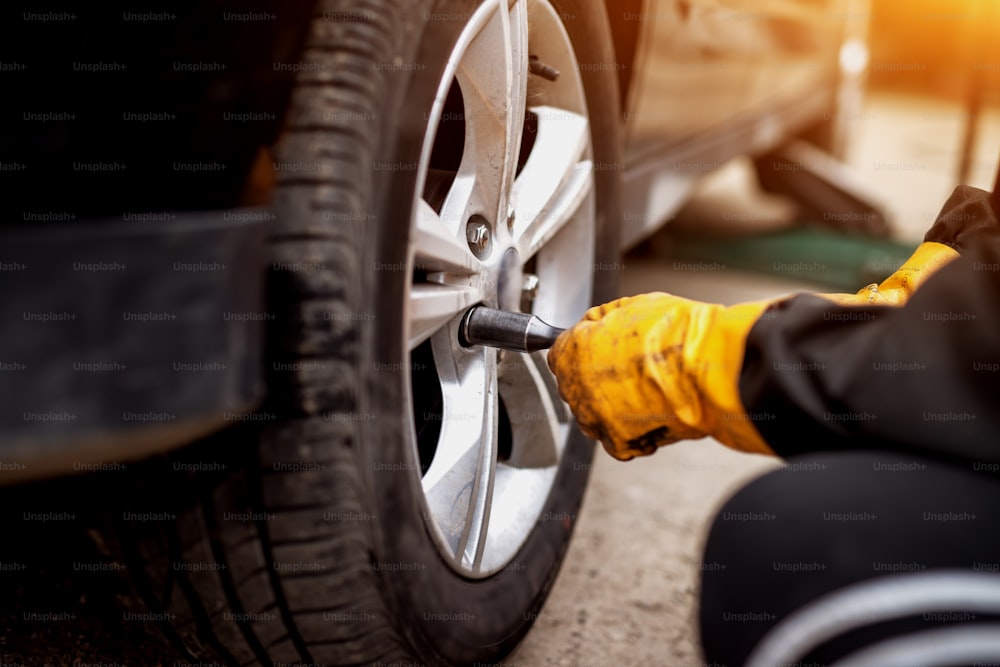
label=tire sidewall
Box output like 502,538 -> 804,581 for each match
360,0 -> 622,662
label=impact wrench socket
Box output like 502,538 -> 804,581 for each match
458,306 -> 565,353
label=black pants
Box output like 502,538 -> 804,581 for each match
699,452 -> 1000,667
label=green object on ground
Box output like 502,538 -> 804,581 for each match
668,227 -> 919,292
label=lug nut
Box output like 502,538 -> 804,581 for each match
466,215 -> 492,259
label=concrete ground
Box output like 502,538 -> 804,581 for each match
508,90 -> 1000,666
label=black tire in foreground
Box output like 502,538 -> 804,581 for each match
93,1 -> 624,665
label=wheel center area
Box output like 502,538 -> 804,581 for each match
495,247 -> 523,312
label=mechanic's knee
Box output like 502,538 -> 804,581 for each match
697,452 -> 911,665
697,451 -> 1000,666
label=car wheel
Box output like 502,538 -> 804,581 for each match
99,0 -> 622,664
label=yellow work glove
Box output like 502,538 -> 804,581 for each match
547,241 -> 958,461
817,241 -> 959,306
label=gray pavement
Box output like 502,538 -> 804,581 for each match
509,90 -> 999,666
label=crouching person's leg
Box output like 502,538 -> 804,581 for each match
699,452 -> 1000,667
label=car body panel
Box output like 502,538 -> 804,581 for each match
619,0 -> 852,245
624,0 -> 754,158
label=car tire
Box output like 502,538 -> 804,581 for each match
99,0 -> 623,665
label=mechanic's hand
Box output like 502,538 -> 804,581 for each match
819,240 -> 958,307
547,293 -> 775,461
818,185 -> 994,306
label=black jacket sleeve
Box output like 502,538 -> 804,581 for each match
740,237 -> 1000,464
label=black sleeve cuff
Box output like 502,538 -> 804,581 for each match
923,184 -> 1000,253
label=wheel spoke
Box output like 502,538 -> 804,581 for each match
531,187 -> 596,327
505,0 -> 530,211
408,283 -> 479,350
512,106 -> 593,260
440,0 -> 529,231
498,350 -> 563,468
412,199 -> 480,275
422,336 -> 498,571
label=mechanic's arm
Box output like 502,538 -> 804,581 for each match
548,185 -> 1000,463
742,235 -> 1000,464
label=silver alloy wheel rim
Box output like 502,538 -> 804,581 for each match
405,0 -> 595,578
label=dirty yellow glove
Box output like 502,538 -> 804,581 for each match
547,242 -> 958,461
548,292 -> 773,460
